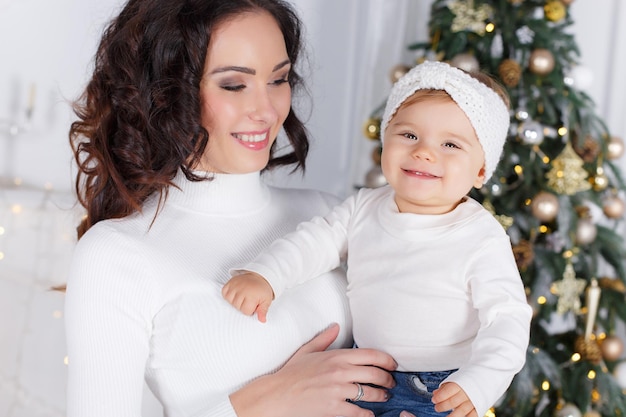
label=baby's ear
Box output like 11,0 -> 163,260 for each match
473,166 -> 486,189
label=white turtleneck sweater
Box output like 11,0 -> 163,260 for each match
64,171 -> 352,417
242,185 -> 532,417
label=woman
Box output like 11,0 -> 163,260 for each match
64,1 -> 404,416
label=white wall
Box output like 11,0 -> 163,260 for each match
569,0 -> 626,169
0,1 -> 624,416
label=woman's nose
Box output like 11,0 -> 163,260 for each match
249,89 -> 278,123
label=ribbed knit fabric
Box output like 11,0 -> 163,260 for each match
243,185 -> 532,417
64,170 -> 352,417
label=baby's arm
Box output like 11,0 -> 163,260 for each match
222,272 -> 274,323
432,382 -> 478,417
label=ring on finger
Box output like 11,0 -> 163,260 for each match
351,382 -> 365,402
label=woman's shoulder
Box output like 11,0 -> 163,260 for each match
73,215 -> 149,263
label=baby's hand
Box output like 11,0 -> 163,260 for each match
432,382 -> 478,417
222,272 -> 274,322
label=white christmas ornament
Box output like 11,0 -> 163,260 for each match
566,66 -> 594,90
615,361 -> 626,388
516,26 -> 535,44
490,32 -> 503,58
555,403 -> 582,417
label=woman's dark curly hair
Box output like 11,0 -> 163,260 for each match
70,0 -> 309,238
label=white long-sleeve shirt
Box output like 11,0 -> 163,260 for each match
243,185 -> 532,417
64,170 -> 352,417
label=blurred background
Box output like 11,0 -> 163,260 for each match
0,0 -> 624,416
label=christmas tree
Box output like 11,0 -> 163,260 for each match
361,1 -> 626,416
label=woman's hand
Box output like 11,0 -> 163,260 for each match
230,323 -> 397,417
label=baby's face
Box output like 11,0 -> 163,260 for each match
381,98 -> 486,215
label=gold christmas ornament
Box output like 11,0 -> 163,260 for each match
448,0 -> 493,35
582,411 -> 601,417
528,48 -> 555,76
530,191 -> 559,222
512,240 -> 534,271
546,142 -> 591,195
590,167 -> 609,191
483,199 -> 514,230
389,64 -> 411,83
607,136 -> 625,160
450,53 -> 480,72
603,194 -> 625,218
551,262 -> 586,314
598,277 -> 626,293
572,135 -> 600,163
574,335 -> 603,364
544,0 -> 567,22
600,335 -> 624,361
363,118 -> 381,140
498,59 -> 522,87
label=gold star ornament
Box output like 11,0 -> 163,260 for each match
551,262 -> 587,314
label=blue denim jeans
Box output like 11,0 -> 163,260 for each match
356,370 -> 456,417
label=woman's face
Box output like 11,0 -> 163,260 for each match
197,11 -> 292,174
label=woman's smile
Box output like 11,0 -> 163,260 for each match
233,130 -> 271,150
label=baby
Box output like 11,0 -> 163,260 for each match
222,61 -> 532,417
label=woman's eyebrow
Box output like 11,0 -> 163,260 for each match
211,59 -> 291,75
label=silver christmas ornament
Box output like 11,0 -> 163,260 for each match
519,120 -> 545,145
364,166 -> 387,189
450,53 -> 480,73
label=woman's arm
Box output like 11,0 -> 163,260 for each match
65,228 -> 156,417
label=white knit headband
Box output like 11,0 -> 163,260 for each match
380,60 -> 510,183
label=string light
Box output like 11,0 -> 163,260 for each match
0,186 -> 80,417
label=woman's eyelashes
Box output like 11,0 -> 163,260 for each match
221,83 -> 245,92
271,77 -> 289,86
219,74 -> 290,92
